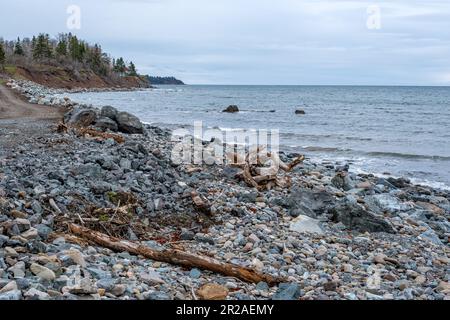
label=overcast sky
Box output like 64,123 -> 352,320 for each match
1,0 -> 450,85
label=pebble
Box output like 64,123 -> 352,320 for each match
197,283 -> 229,300
0,281 -> 18,293
189,268 -> 202,279
30,263 -> 56,281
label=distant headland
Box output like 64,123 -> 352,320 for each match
147,76 -> 185,85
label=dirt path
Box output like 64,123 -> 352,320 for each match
0,84 -> 65,153
0,84 -> 63,120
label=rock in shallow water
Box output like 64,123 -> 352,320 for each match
222,105 -> 239,113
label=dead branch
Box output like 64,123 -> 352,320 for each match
242,164 -> 261,189
56,122 -> 68,133
284,155 -> 306,172
75,127 -> 125,144
69,224 -> 282,286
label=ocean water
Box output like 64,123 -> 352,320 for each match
63,85 -> 450,189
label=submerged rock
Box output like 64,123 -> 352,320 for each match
223,105 -> 239,113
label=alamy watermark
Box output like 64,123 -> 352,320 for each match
67,5 -> 81,30
367,5 -> 381,30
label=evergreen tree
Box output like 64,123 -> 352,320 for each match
33,34 -> 52,60
69,36 -> 85,62
31,36 -> 36,50
128,61 -> 138,76
0,42 -> 5,67
55,39 -> 67,57
78,41 -> 86,61
113,57 -> 126,74
14,37 -> 25,55
69,35 -> 80,61
87,44 -> 102,73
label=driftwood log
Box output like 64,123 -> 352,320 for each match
69,224 -> 282,286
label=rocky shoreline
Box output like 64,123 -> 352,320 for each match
0,79 -> 448,300
5,79 -> 151,108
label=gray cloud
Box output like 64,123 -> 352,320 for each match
1,0 -> 450,85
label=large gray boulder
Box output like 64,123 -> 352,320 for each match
65,107 -> 98,127
116,112 -> 144,134
101,106 -> 119,121
94,117 -> 119,132
330,200 -> 396,233
285,187 -> 336,218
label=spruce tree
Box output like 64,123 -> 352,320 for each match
114,57 -> 126,74
69,36 -> 85,62
128,61 -> 138,76
33,34 -> 52,60
69,36 -> 80,61
14,37 -> 25,56
88,44 -> 102,73
31,36 -> 36,50
78,41 -> 86,61
43,34 -> 53,58
0,42 -> 5,67
33,34 -> 44,60
56,39 -> 67,57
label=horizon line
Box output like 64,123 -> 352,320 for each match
163,83 -> 450,87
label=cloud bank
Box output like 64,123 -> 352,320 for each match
1,0 -> 450,85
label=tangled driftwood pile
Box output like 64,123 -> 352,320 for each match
57,122 -> 125,144
228,147 -> 305,191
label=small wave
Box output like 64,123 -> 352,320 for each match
345,136 -> 373,141
300,146 -> 344,152
367,151 -> 450,161
216,127 -> 256,132
408,178 -> 450,191
250,110 -> 277,113
350,168 -> 450,191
